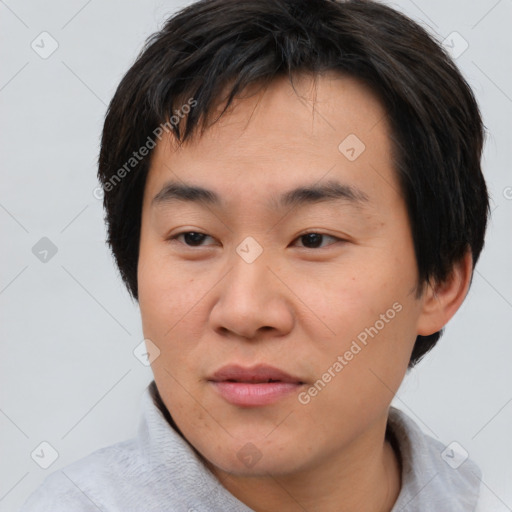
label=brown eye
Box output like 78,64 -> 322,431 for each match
300,233 -> 323,248
169,231 -> 211,247
183,232 -> 207,246
295,233 -> 341,249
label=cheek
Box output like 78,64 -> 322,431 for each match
296,307 -> 417,447
291,252 -> 419,398
137,239 -> 207,346
287,259 -> 407,337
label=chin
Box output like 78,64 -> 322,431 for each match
198,436 -> 312,478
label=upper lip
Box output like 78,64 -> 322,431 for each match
208,364 -> 304,384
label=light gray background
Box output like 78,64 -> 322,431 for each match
1,0 -> 511,510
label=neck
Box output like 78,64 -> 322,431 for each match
208,417 -> 402,512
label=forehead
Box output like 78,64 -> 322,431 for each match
144,72 -> 398,210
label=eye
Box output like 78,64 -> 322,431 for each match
167,231 -> 344,249
293,232 -> 343,249
168,231 -> 215,247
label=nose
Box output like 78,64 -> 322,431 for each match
209,247 -> 295,340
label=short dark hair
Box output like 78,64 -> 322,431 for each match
98,0 -> 489,368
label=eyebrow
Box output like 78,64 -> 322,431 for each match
151,179 -> 369,210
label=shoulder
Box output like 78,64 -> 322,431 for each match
19,438 -> 155,512
388,407 -> 486,511
18,380 -> 201,512
474,484 -> 511,512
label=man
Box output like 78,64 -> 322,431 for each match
21,0 -> 503,510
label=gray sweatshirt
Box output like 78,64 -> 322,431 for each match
19,381 -> 509,511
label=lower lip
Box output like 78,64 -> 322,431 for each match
209,381 -> 303,406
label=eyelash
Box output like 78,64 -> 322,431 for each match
167,231 -> 344,250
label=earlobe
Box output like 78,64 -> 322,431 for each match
416,250 -> 473,336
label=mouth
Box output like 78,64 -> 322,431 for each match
224,378 -> 298,383
208,363 -> 305,384
208,364 -> 305,407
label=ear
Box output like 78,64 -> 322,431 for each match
416,250 -> 473,336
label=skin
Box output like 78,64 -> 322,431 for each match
137,72 -> 472,512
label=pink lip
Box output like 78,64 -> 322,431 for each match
208,364 -> 305,407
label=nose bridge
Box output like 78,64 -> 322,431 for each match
226,240 -> 273,302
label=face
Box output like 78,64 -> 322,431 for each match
138,72 -> 426,477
